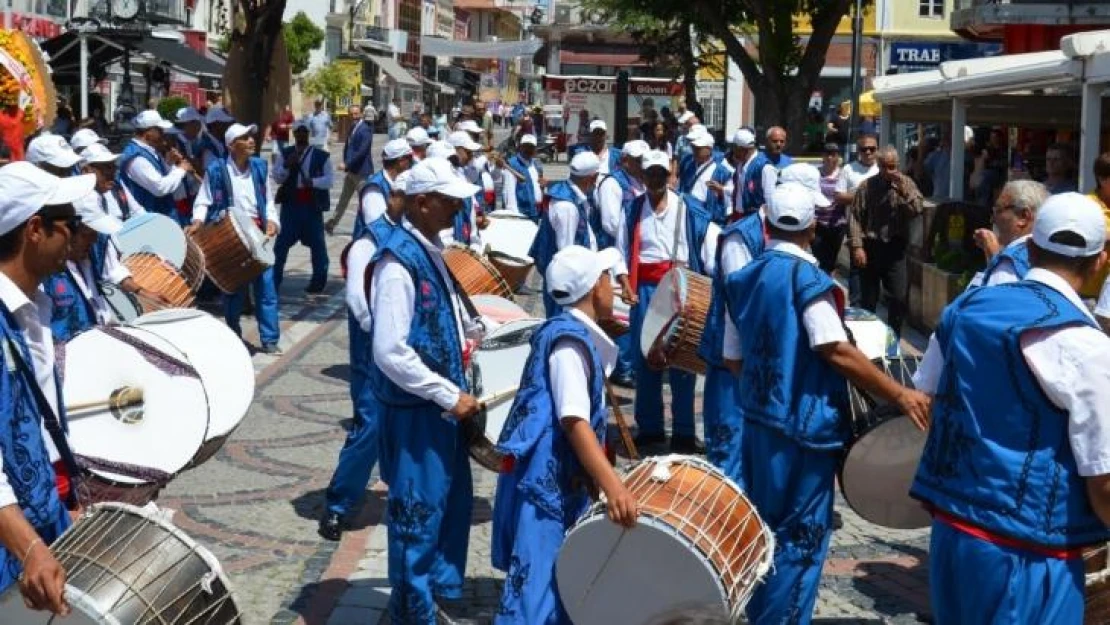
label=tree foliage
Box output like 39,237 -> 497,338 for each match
302,61 -> 354,110
283,11 -> 326,75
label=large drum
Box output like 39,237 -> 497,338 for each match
129,309 -> 256,469
599,286 -> 632,339
62,326 -> 209,505
97,281 -> 143,323
442,245 -> 512,299
117,213 -> 187,267
557,455 -> 774,624
190,210 -> 274,294
844,307 -> 901,361
839,355 -> 929,530
1085,545 -> 1110,624
483,213 -> 539,292
0,502 -> 242,624
463,318 -> 541,472
123,253 -> 196,311
471,294 -> 530,324
640,268 -> 712,375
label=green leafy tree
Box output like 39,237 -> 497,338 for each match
156,95 -> 190,120
302,61 -> 354,110
283,11 -> 326,75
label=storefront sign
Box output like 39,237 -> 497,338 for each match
889,42 -> 1002,73
544,75 -> 684,139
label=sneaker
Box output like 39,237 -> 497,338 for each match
260,343 -> 283,355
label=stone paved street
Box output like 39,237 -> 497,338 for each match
158,133 -> 933,625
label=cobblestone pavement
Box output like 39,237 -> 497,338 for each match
157,133 -> 933,625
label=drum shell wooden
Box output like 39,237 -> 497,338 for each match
180,236 -> 207,291
1085,545 -> 1110,624
187,433 -> 234,470
123,253 -> 195,312
76,472 -> 166,507
487,251 -> 532,293
646,268 -> 712,375
442,246 -> 512,299
190,217 -> 267,294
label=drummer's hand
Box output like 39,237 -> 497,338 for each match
449,393 -> 481,421
897,388 -> 932,431
177,160 -> 194,174
619,290 -> 638,306
604,484 -> 638,528
265,222 -> 278,238
19,545 -> 68,616
476,215 -> 490,229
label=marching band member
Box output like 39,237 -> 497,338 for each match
319,170 -> 411,542
446,131 -> 485,252
272,120 -> 333,293
198,106 -> 235,168
725,182 -> 928,625
26,134 -> 82,179
356,139 -> 412,240
406,126 -> 432,162
742,127 -> 792,216
618,150 -> 717,453
491,245 -> 637,624
369,158 -> 485,624
912,193 -> 1110,624
727,128 -> 760,219
68,128 -> 104,157
568,119 -> 620,175
0,162 -> 97,613
117,111 -> 192,223
81,144 -> 146,221
678,126 -> 717,203
502,134 -> 545,221
171,107 -> 206,223
190,123 -> 282,354
703,131 -> 745,224
966,180 -> 1048,289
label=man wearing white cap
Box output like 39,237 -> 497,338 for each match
741,127 -> 793,217
502,134 -> 545,220
191,123 -> 282,354
491,245 -> 637,624
569,119 -> 619,176
725,128 -> 760,219
26,134 -> 83,178
171,107 -> 207,222
68,129 -> 105,156
704,129 -> 751,224
199,106 -> 235,167
406,126 -> 432,162
445,131 -> 485,250
272,119 -> 333,293
80,144 -> 146,221
368,158 -> 488,624
117,110 -> 192,224
356,138 -> 412,240
911,192 -> 1110,624
617,149 -> 717,454
677,126 -> 718,204
457,122 -> 497,215
725,182 -> 928,625
0,162 -> 99,614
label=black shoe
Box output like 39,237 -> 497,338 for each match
608,371 -> 635,389
832,510 -> 844,530
260,343 -> 283,355
306,280 -> 326,294
633,433 -> 666,448
318,512 -> 343,541
670,435 -> 706,455
435,603 -> 456,625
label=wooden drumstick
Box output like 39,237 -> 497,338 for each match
67,386 -> 145,413
440,385 -> 520,421
605,381 -> 639,461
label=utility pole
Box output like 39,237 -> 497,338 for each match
846,0 -> 864,161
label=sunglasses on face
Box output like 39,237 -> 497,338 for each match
860,146 -> 878,153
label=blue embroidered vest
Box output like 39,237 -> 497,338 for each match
507,154 -> 542,220
743,152 -> 793,214
278,146 -> 331,213
911,281 -> 1110,549
622,192 -> 711,277
980,238 -> 1031,286
706,160 -> 735,225
726,250 -> 848,449
494,314 -> 607,526
367,228 -> 468,406
117,140 -> 177,216
44,239 -> 108,343
679,155 -> 715,196
349,217 -> 397,388
202,157 -> 269,225
355,170 -> 392,240
698,212 -> 766,368
529,180 -> 592,275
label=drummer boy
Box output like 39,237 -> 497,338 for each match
491,245 -> 637,625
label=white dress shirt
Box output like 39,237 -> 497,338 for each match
836,161 -> 879,195
468,155 -> 495,194
965,235 -> 1028,290
617,190 -> 719,272
549,183 -> 598,251
913,268 -> 1110,477
371,222 -> 489,411
503,158 -> 542,214
721,240 -> 846,360
272,145 -> 335,195
761,163 -> 781,202
361,170 -> 395,227
731,151 -> 759,215
346,236 -> 378,333
597,148 -> 613,176
101,188 -> 146,221
689,159 -> 717,203
716,159 -> 737,207
595,173 -> 643,240
552,308 -> 618,422
124,139 -> 187,198
0,272 -> 61,509
193,159 -> 280,230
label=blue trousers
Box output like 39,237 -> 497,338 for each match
702,365 -> 740,469
379,401 -> 473,624
492,494 -> 575,625
630,281 -> 695,438
0,504 -> 69,594
323,314 -> 381,517
740,421 -> 838,625
929,521 -> 1084,625
612,328 -> 634,379
273,207 -> 329,289
224,266 -> 280,346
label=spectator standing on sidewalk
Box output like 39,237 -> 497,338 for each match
270,105 -> 294,153
326,106 -> 374,235
307,100 -> 332,150
813,143 -> 845,274
837,134 -> 880,300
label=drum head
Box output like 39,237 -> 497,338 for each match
0,585 -> 104,624
845,307 -> 900,361
117,213 -> 187,268
130,310 -> 255,440
840,411 -> 930,530
484,215 -> 538,262
472,319 -> 541,443
640,269 -> 683,358
471,294 -> 530,324
557,515 -> 729,624
229,209 -> 275,265
98,282 -> 142,323
64,327 -> 209,481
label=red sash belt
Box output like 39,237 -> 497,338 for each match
637,261 -> 674,287
296,187 -> 313,204
932,508 -> 1086,560
175,198 -> 191,220
53,460 -> 71,505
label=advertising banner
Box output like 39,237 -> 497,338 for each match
543,75 -> 684,140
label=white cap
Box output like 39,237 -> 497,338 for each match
569,151 -> 600,177
689,123 -> 708,136
1032,192 -> 1108,258
457,120 -> 481,134
732,128 -> 756,148
778,163 -> 831,208
406,126 -> 432,146
642,149 -> 671,172
224,123 -> 257,146
622,139 -> 649,158
766,183 -> 817,232
27,134 -> 81,168
392,169 -> 413,194
205,106 -> 235,124
291,118 -> 310,132
383,138 -> 413,160
174,107 -> 204,125
689,130 -> 715,148
133,110 -> 173,130
0,162 -> 96,236
69,128 -> 105,151
427,140 -> 455,160
79,143 -> 120,165
74,193 -> 123,235
963,125 -> 975,144
447,130 -> 482,152
588,119 -> 608,133
546,245 -> 623,306
519,134 -> 538,146
406,158 -> 481,198
677,111 -> 695,124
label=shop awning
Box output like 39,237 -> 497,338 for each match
135,37 -> 223,77
43,31 -> 224,80
422,77 -> 456,95
361,53 -> 420,87
560,50 -> 649,67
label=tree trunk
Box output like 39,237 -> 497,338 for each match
678,22 -> 700,116
751,73 -> 819,153
224,0 -> 287,127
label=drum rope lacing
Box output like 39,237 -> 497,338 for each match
98,326 -> 200,380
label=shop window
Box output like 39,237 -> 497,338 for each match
919,0 -> 943,18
